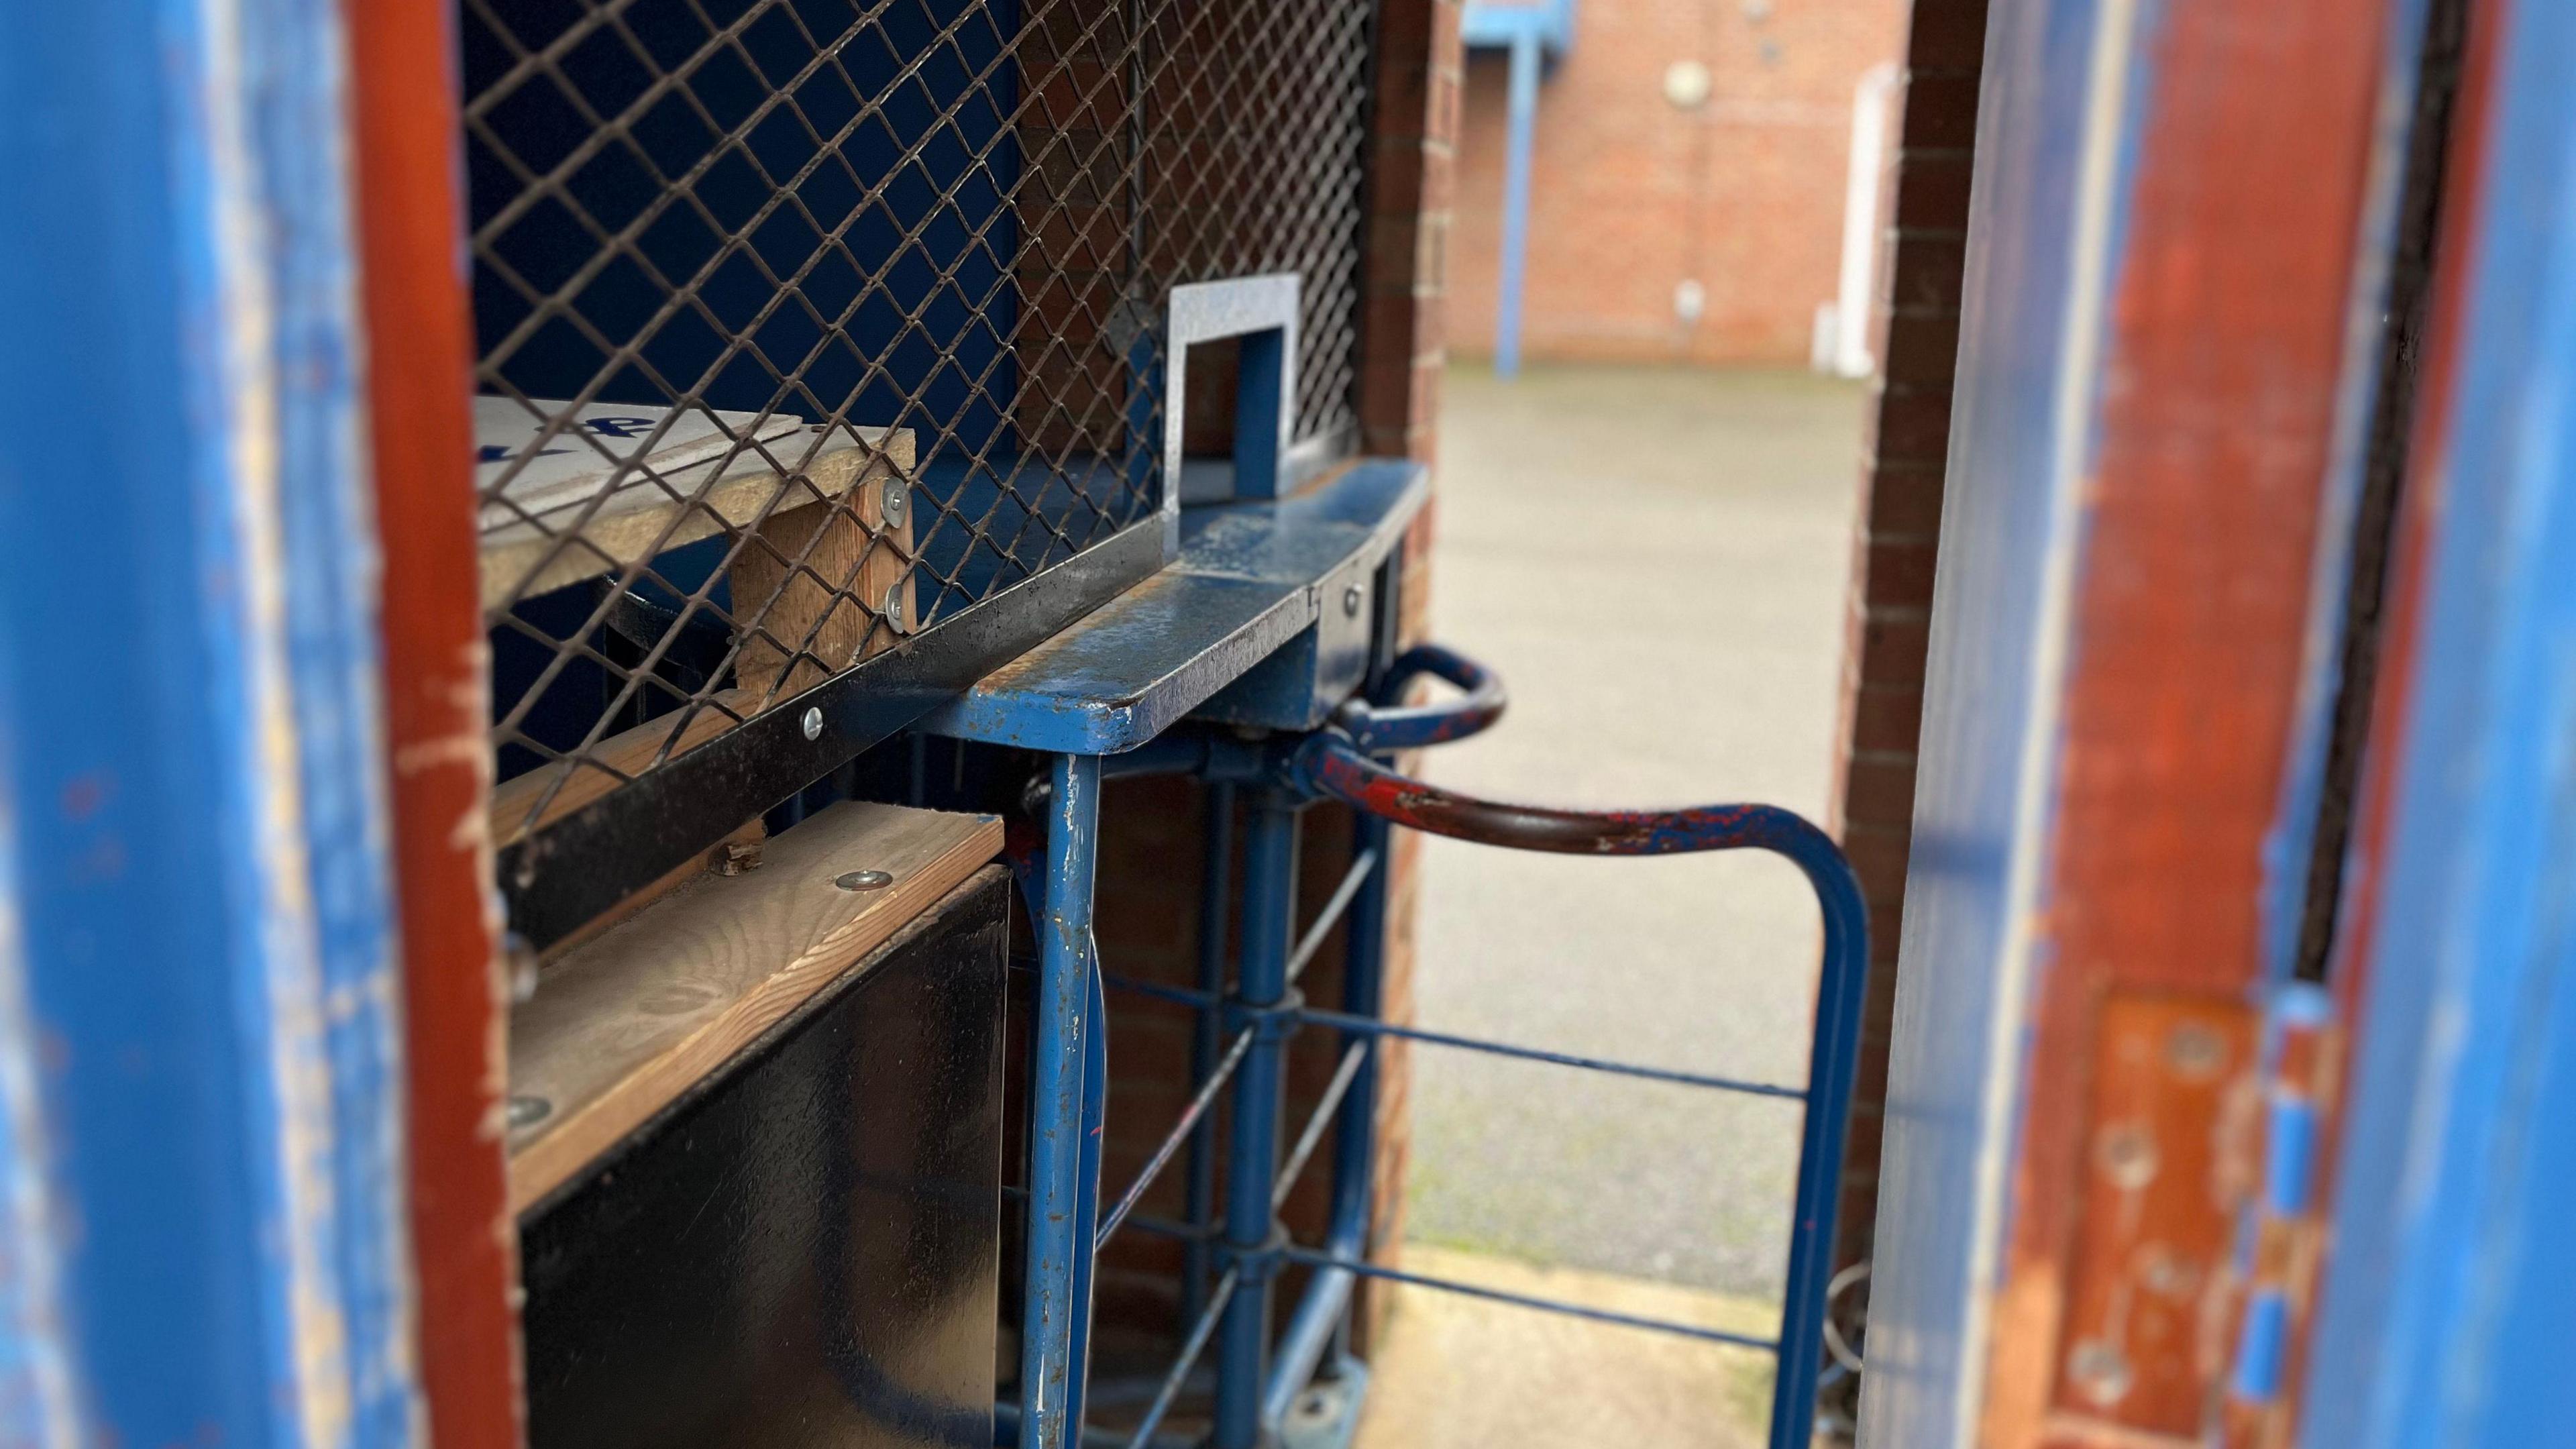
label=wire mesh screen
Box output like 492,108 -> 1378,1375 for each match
465,0 -> 1376,851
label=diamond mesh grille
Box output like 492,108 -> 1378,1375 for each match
465,0 -> 1376,845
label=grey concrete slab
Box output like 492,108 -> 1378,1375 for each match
1407,363 -> 1865,1296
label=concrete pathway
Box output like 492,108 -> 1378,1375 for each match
1351,1246 -> 1778,1449
1401,362 -> 1864,1295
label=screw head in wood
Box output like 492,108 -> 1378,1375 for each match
801,706 -> 824,741
507,1095 -> 551,1130
835,869 -> 894,892
1342,582 -> 1365,618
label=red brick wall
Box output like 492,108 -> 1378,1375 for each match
1825,0 -> 1985,1411
1451,0 -> 1909,365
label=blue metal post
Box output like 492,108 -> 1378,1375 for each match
0,0 -> 419,1440
1495,30 -> 1542,380
1022,753 -> 1104,1448
1768,839 -> 1870,1449
1182,782 -> 1238,1329
1212,792 -> 1302,1449
1262,808 -> 1391,1427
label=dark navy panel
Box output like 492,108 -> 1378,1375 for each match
522,871 -> 1008,1449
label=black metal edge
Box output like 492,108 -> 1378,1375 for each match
516,866 -> 1012,1223
498,523 -> 1165,948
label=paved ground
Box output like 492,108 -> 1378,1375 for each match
1403,363 -> 1865,1295
1350,1246 -> 1778,1449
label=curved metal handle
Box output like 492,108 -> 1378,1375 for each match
1331,643 -> 1508,752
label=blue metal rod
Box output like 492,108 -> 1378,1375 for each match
1096,972 -> 1809,1099
1273,1246 -> 1782,1355
1021,753 -> 1104,1449
1212,792 -> 1301,1449
1495,29 -> 1541,379
1272,1042 -> 1367,1214
1292,1003 -> 1808,1100
1181,782 -> 1235,1329
1067,958 -> 1108,1438
1264,808 -> 1394,1428
1126,1267 -> 1241,1449
1100,1026 -> 1254,1245
1286,847 -> 1379,987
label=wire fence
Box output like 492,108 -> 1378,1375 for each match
464,0 -> 1376,857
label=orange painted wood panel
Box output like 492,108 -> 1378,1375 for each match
345,3 -> 523,1440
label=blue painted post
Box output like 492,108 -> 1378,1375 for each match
1260,808 -> 1391,1426
0,0 -> 419,1442
1212,793 -> 1302,1449
1768,837 -> 1870,1449
1021,753 -> 1104,1448
1495,30 -> 1542,380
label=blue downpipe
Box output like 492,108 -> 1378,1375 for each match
1261,809 -> 1391,1427
1182,782 -> 1237,1330
1212,792 -> 1302,1449
1020,753 -> 1104,1449
1494,30 -> 1541,380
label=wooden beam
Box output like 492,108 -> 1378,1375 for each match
505,802 -> 1002,1212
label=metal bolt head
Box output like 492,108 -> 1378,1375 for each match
1342,582 -> 1366,618
835,869 -> 894,892
883,582 -> 909,631
502,931 -> 540,1004
881,477 -> 908,528
800,706 -> 824,741
507,1095 -> 552,1131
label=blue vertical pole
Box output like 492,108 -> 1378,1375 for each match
1495,29 -> 1542,380
0,0 -> 419,1441
1182,781 -> 1237,1330
1768,840 -> 1871,1449
1022,753 -> 1103,1448
1212,793 -> 1302,1449
1261,809 -> 1392,1426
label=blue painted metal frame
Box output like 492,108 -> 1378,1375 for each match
2300,2 -> 2576,1441
939,540 -> 1864,1449
0,0 -> 417,1442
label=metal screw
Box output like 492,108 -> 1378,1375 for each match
800,706 -> 824,741
1342,582 -> 1365,618
883,582 -> 909,631
2166,1022 -> 2225,1077
881,477 -> 908,528
507,1095 -> 552,1130
2065,1340 -> 2133,1406
835,869 -> 894,892
502,931 -> 540,1004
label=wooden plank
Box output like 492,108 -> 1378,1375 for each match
727,449 -> 916,703
478,427 -> 912,609
505,801 -> 1003,1212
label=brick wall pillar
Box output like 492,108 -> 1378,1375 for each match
1827,0 -> 1988,1410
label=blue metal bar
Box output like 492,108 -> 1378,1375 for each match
1212,792 -> 1302,1449
1126,1267 -> 1241,1449
0,0 -> 419,1438
1286,848 -> 1380,985
1495,30 -> 1542,379
1068,957 -> 1108,1438
1181,782 -> 1235,1329
1293,1004 -> 1809,1101
1264,808 -> 1394,1428
1273,1042 -> 1368,1214
1022,753 -> 1104,1449
1273,1247 -> 1781,1355
1099,1026 -> 1253,1245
